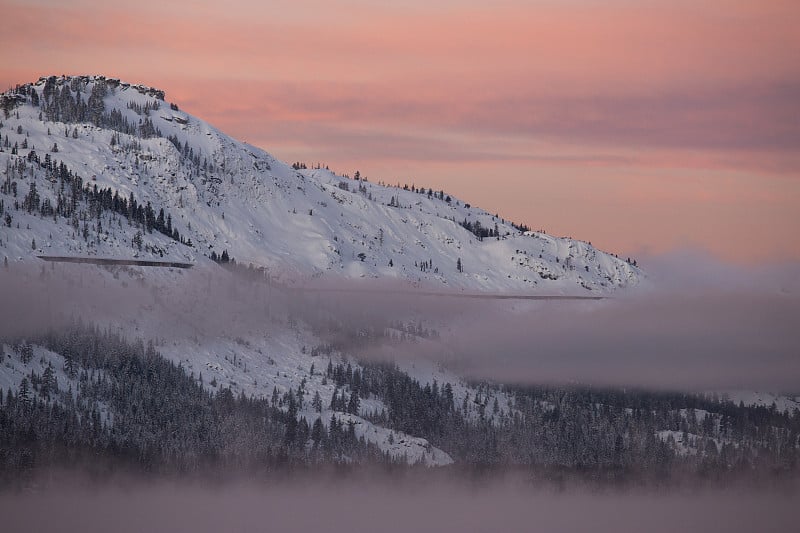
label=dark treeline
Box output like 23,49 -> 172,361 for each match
460,218 -> 500,241
0,323 -> 392,483
302,311 -> 799,479
2,151 -> 190,250
11,77 -> 162,140
472,384 -> 800,475
322,357 -> 799,480
1,320 -> 798,484
2,76 -> 214,172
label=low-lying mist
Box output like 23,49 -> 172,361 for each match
0,474 -> 797,533
1,250 -> 798,392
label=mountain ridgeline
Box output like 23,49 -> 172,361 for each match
0,75 -> 639,291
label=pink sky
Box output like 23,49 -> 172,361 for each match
2,0 -> 798,262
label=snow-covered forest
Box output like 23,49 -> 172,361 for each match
0,76 -> 797,484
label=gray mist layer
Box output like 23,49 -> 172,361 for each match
0,478 -> 797,533
1,250 -> 798,391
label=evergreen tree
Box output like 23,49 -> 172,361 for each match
17,377 -> 30,406
311,417 -> 325,447
347,389 -> 360,415
312,390 -> 323,413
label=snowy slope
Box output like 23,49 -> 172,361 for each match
0,75 -> 641,293
0,75 -> 648,466
717,391 -> 800,414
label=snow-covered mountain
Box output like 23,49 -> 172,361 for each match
1,76 -> 797,475
0,74 -> 646,466
0,75 -> 641,292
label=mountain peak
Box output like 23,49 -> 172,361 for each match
0,75 -> 641,292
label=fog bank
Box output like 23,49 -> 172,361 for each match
1,252 -> 798,391
0,478 -> 797,533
